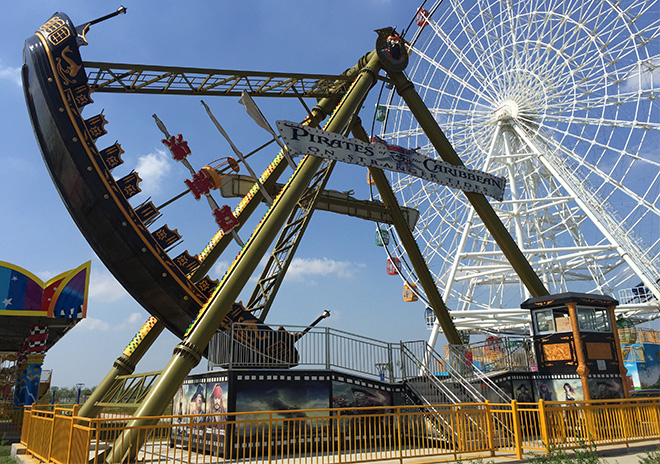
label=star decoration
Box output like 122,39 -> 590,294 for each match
2,298 -> 12,308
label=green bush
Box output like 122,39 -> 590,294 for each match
0,445 -> 13,464
456,458 -> 495,464
531,440 -> 602,464
639,447 -> 660,464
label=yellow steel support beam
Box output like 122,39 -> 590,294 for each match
385,70 -> 549,299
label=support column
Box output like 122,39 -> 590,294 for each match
567,302 -> 591,400
78,317 -> 164,418
14,325 -> 48,407
12,345 -> 27,408
386,70 -> 548,299
351,122 -> 461,345
106,50 -> 382,463
24,354 -> 46,406
608,305 -> 630,398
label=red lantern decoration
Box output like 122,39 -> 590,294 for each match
213,205 -> 239,233
185,170 -> 214,200
162,134 -> 191,161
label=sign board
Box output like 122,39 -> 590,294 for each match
276,121 -> 506,201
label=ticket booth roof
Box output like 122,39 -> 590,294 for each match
521,292 -> 619,310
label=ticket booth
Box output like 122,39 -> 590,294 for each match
521,292 -> 628,400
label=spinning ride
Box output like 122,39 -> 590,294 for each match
376,0 -> 660,335
23,2 -> 659,456
25,9 -> 497,432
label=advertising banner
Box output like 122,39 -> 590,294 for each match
276,121 -> 506,201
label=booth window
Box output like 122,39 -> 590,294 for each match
576,306 -> 611,332
534,309 -> 555,334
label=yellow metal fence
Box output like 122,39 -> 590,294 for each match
20,398 -> 660,464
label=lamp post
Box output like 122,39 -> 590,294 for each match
75,383 -> 85,404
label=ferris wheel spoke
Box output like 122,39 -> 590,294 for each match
534,128 -> 660,226
528,33 -> 603,91
541,113 -> 660,135
421,9 -> 492,85
473,3 -> 519,87
414,81 -> 494,115
574,50 -> 655,100
536,120 -> 660,181
409,45 -> 497,105
447,0 -> 506,80
567,32 -> 656,95
565,88 -> 656,118
534,11 -> 643,91
380,126 -> 425,141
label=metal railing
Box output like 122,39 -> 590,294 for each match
209,325 -> 515,409
208,324 -> 529,389
402,341 -> 491,404
19,397 -> 660,463
445,336 -> 535,374
444,344 -> 515,403
618,328 -> 660,345
208,324 -> 403,382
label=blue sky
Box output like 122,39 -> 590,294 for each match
4,2 -> 658,391
1,1 -> 434,388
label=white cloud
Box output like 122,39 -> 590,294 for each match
89,272 -> 126,303
75,311 -> 144,333
623,58 -> 660,92
76,317 -> 111,331
285,257 -> 361,282
210,261 -> 231,280
0,62 -> 21,86
126,312 -> 142,325
134,149 -> 173,194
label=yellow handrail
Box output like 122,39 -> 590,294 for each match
19,397 -> 660,464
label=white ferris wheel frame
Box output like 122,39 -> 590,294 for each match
376,0 -> 660,337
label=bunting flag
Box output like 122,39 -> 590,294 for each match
201,100 -> 274,205
238,90 -> 296,169
238,90 -> 273,135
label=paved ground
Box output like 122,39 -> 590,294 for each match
595,441 -> 660,463
447,440 -> 660,463
11,439 -> 660,463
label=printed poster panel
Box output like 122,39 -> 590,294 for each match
227,377 -> 329,458
235,378 -> 330,424
171,379 -> 229,455
331,380 -> 393,449
207,382 -> 229,437
639,345 -> 660,389
588,378 -> 624,400
535,378 -> 584,402
513,380 -> 534,403
331,381 -> 391,411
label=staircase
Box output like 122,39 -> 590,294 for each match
401,341 -> 511,405
399,341 -> 513,446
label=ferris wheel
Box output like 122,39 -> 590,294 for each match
376,0 -> 660,333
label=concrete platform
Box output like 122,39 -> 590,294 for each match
449,440 -> 660,463
9,439 -> 660,463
